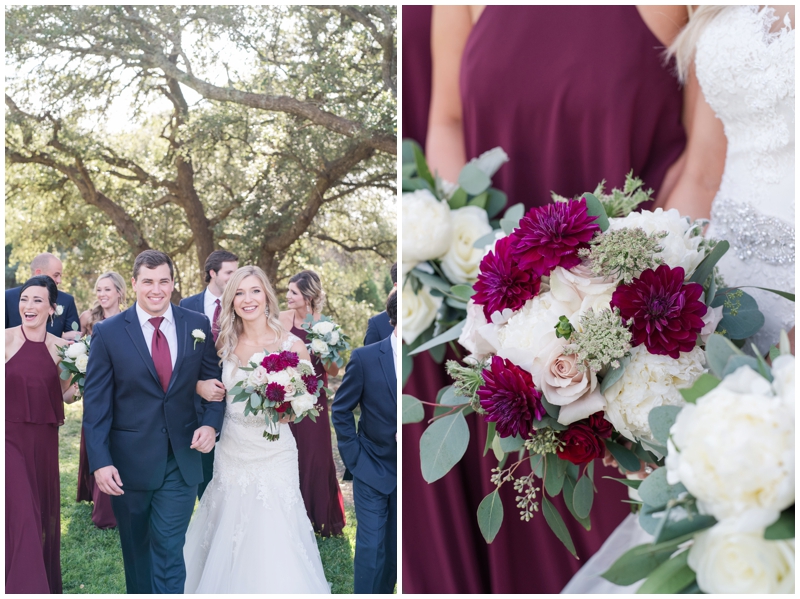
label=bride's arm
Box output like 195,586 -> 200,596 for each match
425,5 -> 473,181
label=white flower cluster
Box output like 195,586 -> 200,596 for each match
666,359 -> 795,594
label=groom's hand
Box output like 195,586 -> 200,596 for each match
191,425 -> 216,453
94,465 -> 124,496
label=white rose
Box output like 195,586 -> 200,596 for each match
607,208 -> 705,277
402,189 -> 453,263
247,365 -> 269,388
74,354 -> 89,374
291,393 -> 316,415
604,345 -> 705,442
699,305 -> 724,343
310,338 -> 329,356
401,280 -> 443,345
549,265 -> 617,316
440,206 -> 493,284
327,330 -> 340,345
665,366 -> 794,521
269,370 -> 295,395
458,299 -> 501,360
66,342 -> 88,359
688,516 -> 795,594
531,336 -> 606,425
312,321 -> 335,336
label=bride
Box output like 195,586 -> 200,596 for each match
563,5 -> 794,593
183,265 -> 330,594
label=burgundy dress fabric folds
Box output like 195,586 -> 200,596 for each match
6,331 -> 65,594
402,5 -> 686,593
288,323 -> 346,537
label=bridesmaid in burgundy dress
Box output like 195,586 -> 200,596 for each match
403,5 -> 692,593
279,270 -> 346,537
76,272 -> 126,530
6,275 -> 78,593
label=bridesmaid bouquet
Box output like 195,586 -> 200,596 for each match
229,350 -> 321,441
57,323 -> 91,400
602,333 -> 794,593
405,171 -> 793,554
301,314 -> 350,369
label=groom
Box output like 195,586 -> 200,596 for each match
83,250 -> 225,594
332,290 -> 397,594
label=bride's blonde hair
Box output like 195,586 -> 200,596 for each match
666,6 -> 731,82
216,265 -> 284,365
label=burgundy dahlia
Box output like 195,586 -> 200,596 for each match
477,355 -> 546,438
509,199 -> 600,276
265,382 -> 286,404
610,264 -> 707,359
302,374 -> 319,394
473,236 -> 541,320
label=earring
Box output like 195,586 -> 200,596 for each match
264,306 -> 270,318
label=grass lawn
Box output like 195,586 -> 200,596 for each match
59,400 -> 358,594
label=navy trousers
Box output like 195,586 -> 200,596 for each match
353,477 -> 397,594
111,454 -> 197,594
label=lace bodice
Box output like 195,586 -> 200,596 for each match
698,6 -> 795,353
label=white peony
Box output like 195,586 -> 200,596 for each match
74,354 -> 89,374
310,338 -> 329,356
607,208 -> 705,277
327,330 -> 340,346
688,515 -> 795,594
604,345 -> 705,442
549,265 -> 618,316
665,366 -> 794,521
402,189 -> 453,263
66,342 -> 88,359
402,280 -> 443,345
440,206 -> 493,284
247,365 -> 269,388
269,370 -> 296,395
291,393 -> 317,415
458,299 -> 500,361
312,321 -> 335,336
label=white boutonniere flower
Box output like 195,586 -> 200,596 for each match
55,304 -> 64,317
192,329 -> 206,350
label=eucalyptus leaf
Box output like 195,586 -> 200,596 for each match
408,320 -> 465,356
648,406 -> 682,446
635,550 -> 694,595
582,192 -> 610,232
477,490 -> 504,543
542,495 -> 577,558
679,373 -> 720,404
420,411 -> 470,483
458,163 -> 492,195
573,475 -> 594,519
690,240 -> 730,285
402,394 -> 424,424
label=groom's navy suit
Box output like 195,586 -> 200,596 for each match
332,334 -> 397,594
83,303 -> 224,594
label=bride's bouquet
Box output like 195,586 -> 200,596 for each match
602,333 -> 794,593
301,314 -> 350,370
229,350 -> 322,441
57,322 -> 90,401
404,153 -> 791,553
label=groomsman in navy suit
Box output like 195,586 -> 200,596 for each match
5,252 -> 80,339
333,290 -> 397,594
83,250 -> 225,594
179,249 -> 238,498
363,262 -> 396,345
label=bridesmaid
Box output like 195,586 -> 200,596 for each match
403,5 -> 694,593
76,272 -> 126,529
6,275 -> 78,593
279,270 -> 346,537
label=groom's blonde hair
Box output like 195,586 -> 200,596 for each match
216,265 -> 284,365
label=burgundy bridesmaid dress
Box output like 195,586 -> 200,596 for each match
6,328 -> 65,594
288,322 -> 346,537
402,6 -> 686,593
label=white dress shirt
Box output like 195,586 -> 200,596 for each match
202,288 -> 222,325
136,302 -> 178,368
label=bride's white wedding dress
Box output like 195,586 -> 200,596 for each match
183,335 -> 330,594
563,6 -> 794,594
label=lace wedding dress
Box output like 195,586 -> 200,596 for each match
183,335 -> 330,594
562,7 -> 794,594
701,6 -> 795,354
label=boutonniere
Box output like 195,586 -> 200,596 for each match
192,329 -> 206,350
55,304 -> 64,317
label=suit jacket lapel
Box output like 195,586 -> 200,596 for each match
378,336 -> 397,404
125,305 -> 162,389
167,305 -> 186,395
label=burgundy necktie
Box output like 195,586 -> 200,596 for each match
212,299 -> 221,342
149,317 -> 172,393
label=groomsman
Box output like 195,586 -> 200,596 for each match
363,262 -> 396,345
333,290 -> 397,594
5,252 -> 81,339
179,249 -> 238,499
